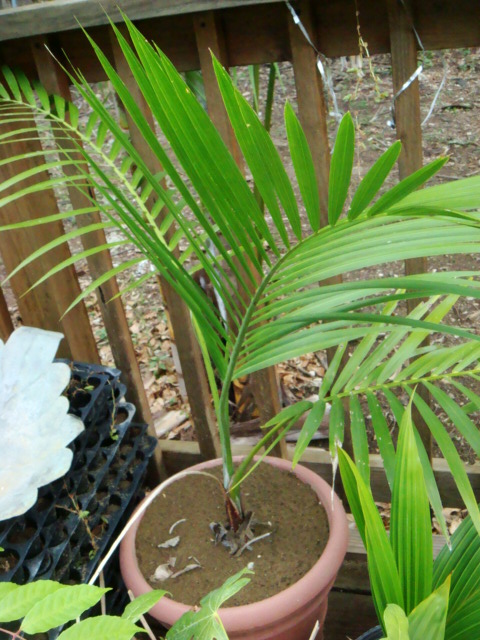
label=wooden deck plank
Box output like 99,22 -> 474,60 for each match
2,2 -> 480,79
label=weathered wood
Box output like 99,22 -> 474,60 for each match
110,26 -> 221,461
1,0 -> 480,58
347,522 -> 447,559
194,10 -> 287,459
157,439 -> 480,507
0,286 -> 13,341
0,71 -> 99,362
288,0 -> 330,225
2,2 -> 480,83
30,39 -> 162,477
0,0 -> 279,41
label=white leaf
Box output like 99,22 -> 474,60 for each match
0,327 -> 84,520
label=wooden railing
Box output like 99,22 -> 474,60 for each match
0,2 -> 479,634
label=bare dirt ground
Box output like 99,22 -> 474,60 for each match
2,47 -> 480,465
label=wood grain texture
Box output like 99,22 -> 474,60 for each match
110,26 -> 221,462
0,0 -> 279,41
0,48 -> 99,362
31,38 -> 159,456
288,0 -> 330,226
2,2 -> 480,77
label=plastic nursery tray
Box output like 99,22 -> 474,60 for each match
58,359 -> 127,428
0,361 -> 156,590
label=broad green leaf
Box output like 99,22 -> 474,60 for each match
368,157 -> 448,216
412,427 -> 449,544
53,94 -> 65,120
446,589 -> 480,640
328,112 -> 355,225
329,396 -> 345,458
122,590 -> 167,623
292,399 -> 326,466
1,66 -> 21,100
408,576 -> 450,640
16,71 -> 36,106
348,141 -> 402,220
0,581 -> 66,623
367,392 -> 396,490
261,399 -> 313,430
410,390 -> 480,537
166,568 -> 252,639
0,583 -> 19,601
57,616 -> 142,640
21,585 -> 110,634
285,102 -> 321,231
214,57 -> 301,243
338,446 -> 365,543
424,382 -> 480,456
383,604 -> 410,640
390,401 -> 432,614
390,175 -> 480,213
350,395 -> 370,485
338,449 -> 403,621
434,510 -> 480,623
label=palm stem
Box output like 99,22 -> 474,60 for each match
217,255 -> 287,509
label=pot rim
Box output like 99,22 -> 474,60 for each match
120,455 -> 349,628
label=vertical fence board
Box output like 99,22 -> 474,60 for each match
387,0 -> 431,457
30,40 -> 165,481
0,76 -> 99,363
194,10 -> 287,459
109,27 -> 221,461
288,0 -> 330,226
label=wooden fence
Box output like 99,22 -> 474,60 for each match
0,1 -> 479,636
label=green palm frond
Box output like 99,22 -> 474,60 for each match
1,15 -> 480,498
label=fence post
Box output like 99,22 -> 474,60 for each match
387,0 -> 431,457
194,10 -> 288,459
109,26 -> 221,461
288,0 -> 330,225
31,38 -> 165,481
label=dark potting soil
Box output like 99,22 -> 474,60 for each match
136,463 -> 329,606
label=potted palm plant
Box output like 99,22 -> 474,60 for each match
340,401 -> 480,640
2,13 -> 480,638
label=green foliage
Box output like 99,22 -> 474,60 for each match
1,15 -> 480,515
380,579 -> 450,640
340,403 -> 480,639
166,568 -> 252,639
0,571 -> 250,640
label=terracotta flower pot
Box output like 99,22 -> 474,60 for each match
120,456 -> 349,640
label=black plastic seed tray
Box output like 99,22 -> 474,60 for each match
0,362 -> 156,590
57,360 -> 127,428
